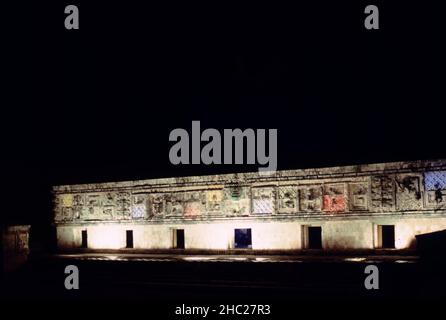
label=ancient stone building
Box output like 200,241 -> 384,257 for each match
2,225 -> 31,271
53,160 -> 446,252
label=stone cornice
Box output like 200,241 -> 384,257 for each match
52,159 -> 446,194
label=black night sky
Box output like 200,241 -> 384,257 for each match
3,1 -> 444,231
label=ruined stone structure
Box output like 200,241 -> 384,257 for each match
53,160 -> 446,252
2,225 -> 31,271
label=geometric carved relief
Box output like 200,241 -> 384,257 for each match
54,164 -> 446,224
150,191 -> 206,218
424,171 -> 446,191
60,194 -> 73,207
71,194 -> 86,220
223,186 -> 250,215
56,192 -> 122,221
84,194 -> 103,220
371,175 -> 395,211
206,190 -> 223,213
166,193 -> 183,217
425,190 -> 446,208
149,193 -> 166,218
424,171 -> 446,206
115,192 -> 131,219
87,194 -> 101,207
277,186 -> 297,213
349,182 -> 368,211
73,194 -> 85,206
184,201 -> 202,217
323,183 -> 346,213
251,187 -> 275,214
103,192 -> 116,206
55,194 -> 78,221
102,192 -> 116,219
54,196 -> 63,222
395,174 -> 423,211
63,192 -> 109,221
298,185 -> 322,212
183,191 -> 205,217
131,194 -> 147,219
62,207 -> 73,221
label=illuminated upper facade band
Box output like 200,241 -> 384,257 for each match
52,160 -> 446,251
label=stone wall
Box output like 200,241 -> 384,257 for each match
2,225 -> 31,272
52,160 -> 446,251
55,216 -> 446,251
53,160 -> 446,224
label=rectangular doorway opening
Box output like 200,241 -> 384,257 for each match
126,230 -> 134,248
308,226 -> 322,249
234,228 -> 252,249
81,230 -> 88,248
378,225 -> 395,248
175,229 -> 185,249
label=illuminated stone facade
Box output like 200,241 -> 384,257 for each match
53,160 -> 446,252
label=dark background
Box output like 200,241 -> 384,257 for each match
3,1 -> 444,238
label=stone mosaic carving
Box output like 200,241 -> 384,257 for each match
73,194 -> 85,206
116,192 -> 131,219
60,194 -> 73,207
349,182 -> 368,211
53,160 -> 446,224
223,186 -> 250,215
371,175 -> 395,211
149,194 -> 166,217
277,186 -> 297,213
298,185 -> 322,212
424,171 -> 446,191
395,174 -> 423,211
62,207 -> 73,221
87,194 -> 101,206
74,193 -> 116,220
150,191 -> 206,218
206,190 -> 223,213
103,192 -> 115,206
424,171 -> 446,206
131,205 -> 146,218
167,193 -> 183,216
323,184 -> 346,213
183,191 -> 205,217
184,201 -> 202,217
131,194 -> 147,219
251,187 -> 275,214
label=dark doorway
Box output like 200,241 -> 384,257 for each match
175,229 -> 185,249
234,228 -> 252,249
308,226 -> 322,249
126,230 -> 134,248
381,225 -> 395,248
81,230 -> 88,248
